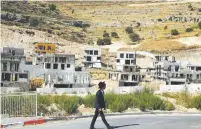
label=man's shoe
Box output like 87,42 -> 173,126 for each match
107,125 -> 114,129
90,127 -> 97,129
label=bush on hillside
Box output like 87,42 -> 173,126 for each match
103,31 -> 110,37
49,4 -> 56,11
198,22 -> 201,29
111,32 -> 119,38
103,37 -> 111,45
29,17 -> 40,27
171,29 -> 179,35
97,38 -> 104,45
186,28 -> 193,32
125,27 -> 133,34
129,32 -> 140,42
190,95 -> 201,110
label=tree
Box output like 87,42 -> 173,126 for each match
185,28 -> 193,32
49,4 -> 56,11
103,37 -> 111,45
125,27 -> 133,34
129,33 -> 140,42
97,38 -> 104,45
111,32 -> 119,38
188,4 -> 192,9
29,17 -> 39,27
198,22 -> 201,29
103,31 -> 110,37
171,29 -> 179,35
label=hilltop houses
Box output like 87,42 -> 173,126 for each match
1,44 -> 201,94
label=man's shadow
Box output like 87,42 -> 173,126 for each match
96,124 -> 139,129
113,123 -> 139,128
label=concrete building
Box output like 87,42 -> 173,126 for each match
1,47 -> 29,92
83,47 -> 101,68
150,55 -> 201,85
23,53 -> 91,88
44,71 -> 90,88
32,54 -> 75,71
109,51 -> 143,87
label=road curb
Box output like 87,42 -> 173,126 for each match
1,112 -> 201,128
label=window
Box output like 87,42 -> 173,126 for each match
175,66 -> 179,72
129,54 -> 134,58
61,64 -> 65,70
67,64 -> 70,68
37,57 -> 41,62
90,50 -> 93,55
97,57 -> 101,60
85,50 -> 89,54
116,59 -> 120,63
55,57 -> 58,62
12,50 -> 15,55
94,50 -> 98,55
47,46 -> 52,50
14,63 -> 19,71
46,63 -> 51,69
19,74 -> 28,78
121,74 -> 128,80
132,75 -> 137,81
197,74 -> 199,79
2,63 -> 7,71
120,53 -> 124,58
125,60 -> 130,65
39,45 -> 45,50
86,56 -> 91,61
53,64 -> 58,69
126,54 -> 129,58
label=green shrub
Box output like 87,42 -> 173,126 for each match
198,22 -> 201,29
171,29 -> 179,35
165,102 -> 175,111
29,17 -> 39,27
191,95 -> 201,110
109,99 -> 127,112
38,95 -> 52,106
97,38 -> 104,45
83,95 -> 95,108
111,32 -> 119,38
103,31 -> 110,37
186,28 -> 193,32
103,37 -> 111,45
129,33 -> 140,42
49,4 -> 56,11
125,27 -> 133,34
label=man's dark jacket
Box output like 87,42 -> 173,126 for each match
95,90 -> 105,109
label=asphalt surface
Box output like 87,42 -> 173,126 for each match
15,114 -> 201,129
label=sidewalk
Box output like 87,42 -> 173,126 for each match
1,111 -> 201,128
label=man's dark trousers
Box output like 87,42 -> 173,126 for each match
90,108 -> 109,128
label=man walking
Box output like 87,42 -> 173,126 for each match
90,81 -> 113,129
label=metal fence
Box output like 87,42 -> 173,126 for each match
0,92 -> 37,117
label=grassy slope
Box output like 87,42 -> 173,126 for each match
1,1 -> 201,53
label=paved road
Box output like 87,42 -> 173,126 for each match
15,115 -> 201,129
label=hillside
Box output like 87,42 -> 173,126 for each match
1,1 -> 201,66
